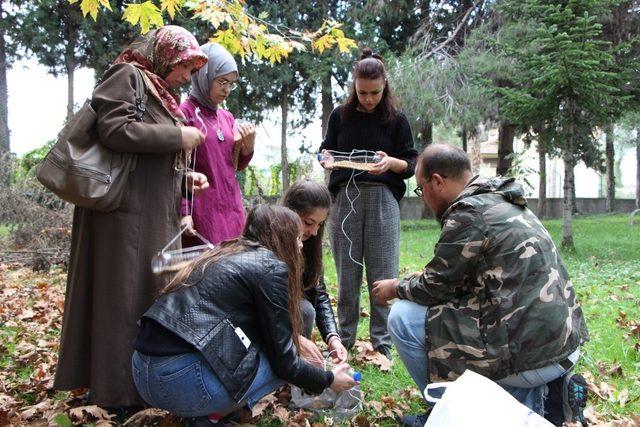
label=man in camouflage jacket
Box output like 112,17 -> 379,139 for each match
372,144 -> 588,424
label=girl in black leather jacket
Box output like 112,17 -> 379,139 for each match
132,205 -> 357,420
282,180 -> 348,366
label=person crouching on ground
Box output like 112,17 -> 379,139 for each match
372,144 -> 589,426
131,205 -> 358,423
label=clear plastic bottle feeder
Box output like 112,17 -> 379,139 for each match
290,359 -> 363,420
317,149 -> 381,171
151,242 -> 214,274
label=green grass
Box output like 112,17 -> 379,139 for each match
322,214 -> 640,420
0,223 -> 11,239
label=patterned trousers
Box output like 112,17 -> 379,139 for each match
329,182 -> 400,349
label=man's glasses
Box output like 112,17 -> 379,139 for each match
413,174 -> 448,197
214,79 -> 237,91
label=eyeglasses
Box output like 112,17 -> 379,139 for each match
413,174 -> 448,197
214,78 -> 237,91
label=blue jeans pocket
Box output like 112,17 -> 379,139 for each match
157,361 -> 211,415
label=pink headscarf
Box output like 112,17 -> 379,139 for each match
114,25 -> 207,121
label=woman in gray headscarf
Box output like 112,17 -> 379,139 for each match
179,43 -> 256,247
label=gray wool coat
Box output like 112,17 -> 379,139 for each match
53,63 -> 183,407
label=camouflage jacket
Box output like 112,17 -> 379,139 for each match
397,176 -> 589,382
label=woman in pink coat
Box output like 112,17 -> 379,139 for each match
180,43 -> 255,246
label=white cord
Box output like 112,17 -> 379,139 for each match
338,150 -> 372,268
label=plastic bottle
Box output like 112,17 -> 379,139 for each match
333,370 -> 363,419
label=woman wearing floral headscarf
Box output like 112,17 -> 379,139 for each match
179,42 -> 256,247
54,26 -> 207,412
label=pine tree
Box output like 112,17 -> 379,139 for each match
498,0 -> 623,249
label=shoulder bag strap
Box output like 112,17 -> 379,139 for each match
132,67 -> 148,122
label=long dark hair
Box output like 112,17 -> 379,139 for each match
282,180 -> 331,291
161,205 -> 304,348
341,47 -> 399,124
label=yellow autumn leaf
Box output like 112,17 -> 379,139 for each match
313,34 -> 334,54
160,0 -> 183,20
337,37 -> 357,53
79,0 -> 111,20
123,1 -> 164,34
330,28 -> 345,39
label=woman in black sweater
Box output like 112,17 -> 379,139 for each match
319,48 -> 418,358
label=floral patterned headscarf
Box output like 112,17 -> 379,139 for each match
114,25 -> 207,121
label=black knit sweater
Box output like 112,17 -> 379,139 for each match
319,106 -> 418,201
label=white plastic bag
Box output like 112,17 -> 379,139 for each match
424,370 -> 553,427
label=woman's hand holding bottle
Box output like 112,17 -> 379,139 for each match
330,363 -> 359,392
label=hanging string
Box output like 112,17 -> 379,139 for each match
151,107 -> 214,275
341,164 -> 366,268
320,149 -> 380,269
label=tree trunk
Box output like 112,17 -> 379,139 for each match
562,149 -> 574,249
604,124 -> 615,212
0,0 -> 9,155
470,131 -> 482,175
420,122 -> 432,149
280,86 -> 290,193
636,127 -> 640,209
418,123 -> 433,219
461,127 -> 468,152
321,73 -> 332,138
65,57 -> 76,121
496,121 -> 516,176
536,142 -> 547,218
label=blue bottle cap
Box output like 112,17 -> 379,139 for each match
317,153 -> 323,161
353,371 -> 362,382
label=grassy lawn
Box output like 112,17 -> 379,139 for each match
322,214 -> 640,422
0,214 -> 637,425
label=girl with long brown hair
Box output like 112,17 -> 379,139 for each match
282,180 -> 348,365
131,205 -> 357,422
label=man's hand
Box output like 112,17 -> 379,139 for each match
299,335 -> 324,367
186,171 -> 209,197
372,278 -> 400,305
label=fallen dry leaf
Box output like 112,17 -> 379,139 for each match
351,413 -> 371,426
272,405 -> 290,423
353,340 -> 393,371
122,408 -> 174,426
69,405 -> 114,423
251,393 -> 277,418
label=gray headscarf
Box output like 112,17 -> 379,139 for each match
189,42 -> 238,111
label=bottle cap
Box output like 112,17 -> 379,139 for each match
353,371 -> 362,382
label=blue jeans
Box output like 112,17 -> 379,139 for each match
132,350 -> 284,417
388,300 -> 575,415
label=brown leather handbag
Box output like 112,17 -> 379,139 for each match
36,65 -> 147,212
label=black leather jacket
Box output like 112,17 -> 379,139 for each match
141,247 -> 333,401
304,277 -> 339,341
